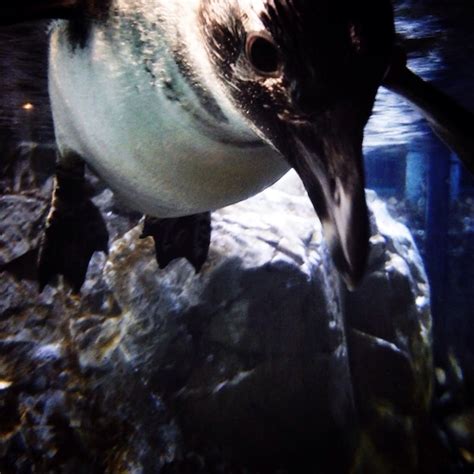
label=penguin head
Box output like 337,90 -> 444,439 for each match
200,0 -> 395,288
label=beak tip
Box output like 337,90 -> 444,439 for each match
341,267 -> 366,291
326,217 -> 370,292
331,248 -> 368,291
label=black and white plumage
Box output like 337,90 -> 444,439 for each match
2,0 -> 473,291
49,0 -> 291,217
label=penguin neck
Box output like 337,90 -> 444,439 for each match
155,0 -> 259,142
84,0 -> 261,145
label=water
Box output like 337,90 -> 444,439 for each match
0,22 -> 53,144
0,2 -> 473,471
364,0 -> 474,399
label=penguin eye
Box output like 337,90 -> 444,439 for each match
245,34 -> 281,76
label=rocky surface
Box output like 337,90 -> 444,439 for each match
0,142 -> 468,473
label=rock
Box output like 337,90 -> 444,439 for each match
0,165 -> 434,472
0,142 -> 56,197
0,194 -> 47,266
102,208 -> 356,472
446,409 -> 474,463
344,191 -> 435,473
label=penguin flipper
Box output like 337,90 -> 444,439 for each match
383,48 -> 474,174
38,156 -> 109,293
140,213 -> 211,273
0,0 -> 82,25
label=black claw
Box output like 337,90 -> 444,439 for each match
38,199 -> 109,293
142,213 -> 211,273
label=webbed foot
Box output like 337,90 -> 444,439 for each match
140,212 -> 211,273
38,161 -> 109,293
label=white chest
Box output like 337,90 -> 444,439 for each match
48,17 -> 290,217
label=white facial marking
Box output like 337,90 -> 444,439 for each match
237,0 -> 267,32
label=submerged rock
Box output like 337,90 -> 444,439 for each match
102,186 -> 357,472
0,146 -> 434,472
0,194 -> 46,266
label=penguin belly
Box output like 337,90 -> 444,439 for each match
48,24 -> 290,218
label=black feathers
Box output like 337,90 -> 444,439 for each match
0,0 -> 113,48
140,213 -> 212,274
199,1 -> 246,82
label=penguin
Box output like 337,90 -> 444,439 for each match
1,0 -> 473,292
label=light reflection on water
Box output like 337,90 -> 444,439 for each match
366,13 -> 444,149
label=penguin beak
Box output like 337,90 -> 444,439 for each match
282,114 -> 370,289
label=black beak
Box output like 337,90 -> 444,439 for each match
282,112 -> 370,289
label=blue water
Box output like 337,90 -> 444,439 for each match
364,1 -> 474,393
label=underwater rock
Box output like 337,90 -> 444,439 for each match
347,192 -> 433,411
0,194 -> 46,266
0,147 -> 434,472
446,409 -> 474,464
0,141 -> 56,196
102,183 -> 357,472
